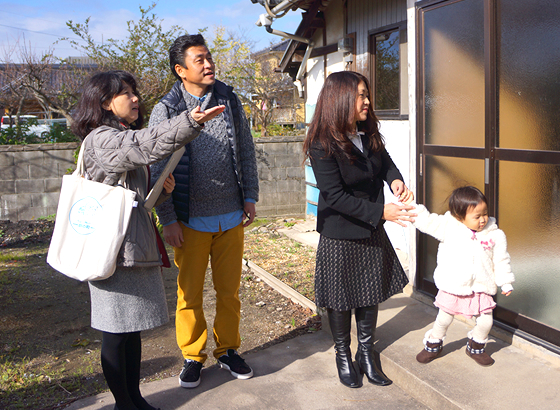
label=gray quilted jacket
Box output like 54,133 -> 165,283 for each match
81,111 -> 203,267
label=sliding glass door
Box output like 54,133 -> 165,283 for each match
416,0 -> 560,348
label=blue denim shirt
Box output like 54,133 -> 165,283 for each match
164,198 -> 255,233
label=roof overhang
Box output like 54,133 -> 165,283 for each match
253,0 -> 332,80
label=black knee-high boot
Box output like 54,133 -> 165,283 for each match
355,305 -> 392,386
327,309 -> 359,388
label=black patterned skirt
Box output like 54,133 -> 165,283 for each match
314,226 -> 408,311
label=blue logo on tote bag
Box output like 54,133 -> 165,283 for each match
69,197 -> 102,235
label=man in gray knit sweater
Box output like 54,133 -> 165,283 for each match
149,34 -> 259,389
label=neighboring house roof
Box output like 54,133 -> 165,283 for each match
253,40 -> 290,58
0,62 -> 97,91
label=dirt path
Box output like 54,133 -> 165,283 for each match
0,220 -> 320,409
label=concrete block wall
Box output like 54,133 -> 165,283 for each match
0,137 -> 307,221
254,136 -> 306,218
0,143 -> 79,221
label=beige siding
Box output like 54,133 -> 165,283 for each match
347,0 -> 408,75
325,0 -> 345,45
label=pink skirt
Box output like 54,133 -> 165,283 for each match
434,290 -> 496,319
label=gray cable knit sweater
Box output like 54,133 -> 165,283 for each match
149,82 -> 259,224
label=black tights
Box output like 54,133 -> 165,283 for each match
101,331 -> 158,410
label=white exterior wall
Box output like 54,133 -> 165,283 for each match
380,120 -> 411,267
304,56 -> 325,123
305,52 -> 345,123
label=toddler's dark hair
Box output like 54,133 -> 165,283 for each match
449,186 -> 487,220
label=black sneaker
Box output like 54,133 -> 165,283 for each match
217,349 -> 253,379
179,359 -> 202,388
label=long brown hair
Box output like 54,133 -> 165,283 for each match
303,71 -> 383,161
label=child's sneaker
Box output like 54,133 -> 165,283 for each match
179,359 -> 203,388
217,349 -> 253,379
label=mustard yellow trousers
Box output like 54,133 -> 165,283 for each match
174,222 -> 243,363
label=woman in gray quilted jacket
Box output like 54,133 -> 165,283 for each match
71,70 -> 223,410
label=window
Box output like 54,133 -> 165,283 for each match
370,25 -> 408,118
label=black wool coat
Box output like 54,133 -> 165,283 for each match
309,135 -> 404,240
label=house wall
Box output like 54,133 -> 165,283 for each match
0,143 -> 78,221
347,0 -> 408,76
305,0 -> 346,123
0,137 -> 307,222
380,119 -> 412,264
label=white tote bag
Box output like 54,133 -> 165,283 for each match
47,144 -> 137,281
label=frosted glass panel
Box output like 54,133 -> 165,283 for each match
498,0 -> 560,151
423,0 -> 484,147
496,162 -> 560,330
423,156 -> 485,282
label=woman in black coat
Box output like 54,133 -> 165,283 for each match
303,71 -> 415,388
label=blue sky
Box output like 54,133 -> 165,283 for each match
0,0 -> 302,60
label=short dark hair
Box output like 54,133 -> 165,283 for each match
71,70 -> 144,140
449,186 -> 488,220
169,34 -> 208,80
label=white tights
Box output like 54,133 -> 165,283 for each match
429,309 -> 494,343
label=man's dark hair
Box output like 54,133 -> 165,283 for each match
449,186 -> 488,221
169,34 -> 208,80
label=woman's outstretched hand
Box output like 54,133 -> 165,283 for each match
191,105 -> 225,125
383,203 -> 416,227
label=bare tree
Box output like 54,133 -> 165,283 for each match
0,65 -> 28,122
63,2 -> 181,117
0,37 -> 89,124
206,30 -> 299,137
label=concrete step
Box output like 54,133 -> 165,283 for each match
373,291 -> 560,410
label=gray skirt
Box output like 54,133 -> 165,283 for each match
88,265 -> 169,333
315,226 -> 408,311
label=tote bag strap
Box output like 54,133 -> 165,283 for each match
75,140 -> 158,203
75,141 -> 127,185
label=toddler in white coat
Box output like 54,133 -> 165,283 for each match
406,186 -> 514,366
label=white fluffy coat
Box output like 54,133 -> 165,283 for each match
413,205 -> 514,296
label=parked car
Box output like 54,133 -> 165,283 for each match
1,115 -> 66,136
